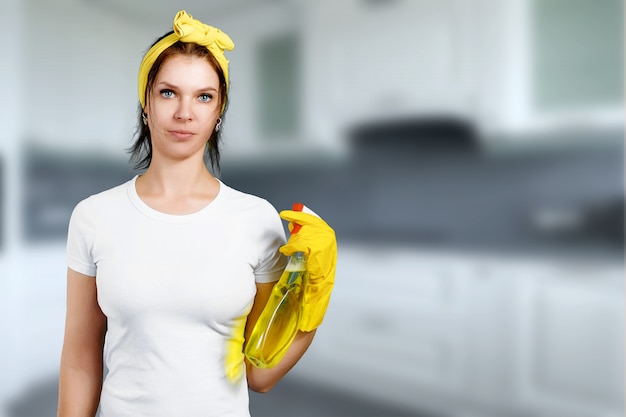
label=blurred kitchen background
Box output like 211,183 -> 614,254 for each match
0,0 -> 623,416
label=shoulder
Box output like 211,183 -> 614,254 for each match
71,177 -> 134,217
217,181 -> 286,241
218,181 -> 281,220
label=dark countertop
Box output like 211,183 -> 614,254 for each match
20,133 -> 623,262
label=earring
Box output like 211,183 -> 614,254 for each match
215,118 -> 222,132
142,112 -> 148,125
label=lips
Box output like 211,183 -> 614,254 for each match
169,130 -> 194,140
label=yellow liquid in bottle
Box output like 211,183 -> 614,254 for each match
245,252 -> 306,368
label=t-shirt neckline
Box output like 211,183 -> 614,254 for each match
127,175 -> 224,223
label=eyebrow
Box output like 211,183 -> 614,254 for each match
155,81 -> 218,93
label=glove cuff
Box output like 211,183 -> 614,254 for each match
298,290 -> 332,332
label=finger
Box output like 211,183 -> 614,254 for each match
279,210 -> 326,226
279,241 -> 309,257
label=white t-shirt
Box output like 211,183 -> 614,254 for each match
66,176 -> 288,417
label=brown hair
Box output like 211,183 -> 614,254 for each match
128,31 -> 229,173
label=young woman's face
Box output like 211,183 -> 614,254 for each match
145,54 -> 221,164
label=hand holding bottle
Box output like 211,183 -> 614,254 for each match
279,208 -> 337,332
245,204 -> 337,369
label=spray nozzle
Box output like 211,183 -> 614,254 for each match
290,202 -> 304,234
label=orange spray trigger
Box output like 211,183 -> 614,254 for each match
290,202 -> 304,234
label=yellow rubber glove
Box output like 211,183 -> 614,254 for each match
279,209 -> 337,332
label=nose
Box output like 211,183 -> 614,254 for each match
175,99 -> 193,121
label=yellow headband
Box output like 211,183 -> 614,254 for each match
137,10 -> 234,109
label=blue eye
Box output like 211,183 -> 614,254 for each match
160,89 -> 174,98
198,93 -> 213,103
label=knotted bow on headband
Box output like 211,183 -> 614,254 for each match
137,10 -> 235,109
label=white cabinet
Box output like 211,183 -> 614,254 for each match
300,0 -> 624,145
512,262 -> 624,417
474,0 -> 624,136
225,0 -> 622,153
291,245 -> 473,413
290,244 -> 624,417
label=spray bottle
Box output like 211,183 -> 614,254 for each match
245,202 -> 308,368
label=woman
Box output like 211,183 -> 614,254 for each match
58,10 -> 336,417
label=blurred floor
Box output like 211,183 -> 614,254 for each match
4,374 -> 433,417
249,376 -> 434,417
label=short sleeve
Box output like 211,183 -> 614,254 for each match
66,197 -> 97,277
253,202 -> 288,284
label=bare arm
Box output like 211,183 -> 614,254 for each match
244,282 -> 316,393
58,268 -> 107,417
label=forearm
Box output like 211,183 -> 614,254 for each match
57,358 -> 103,417
246,329 -> 316,393
59,269 -> 106,417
